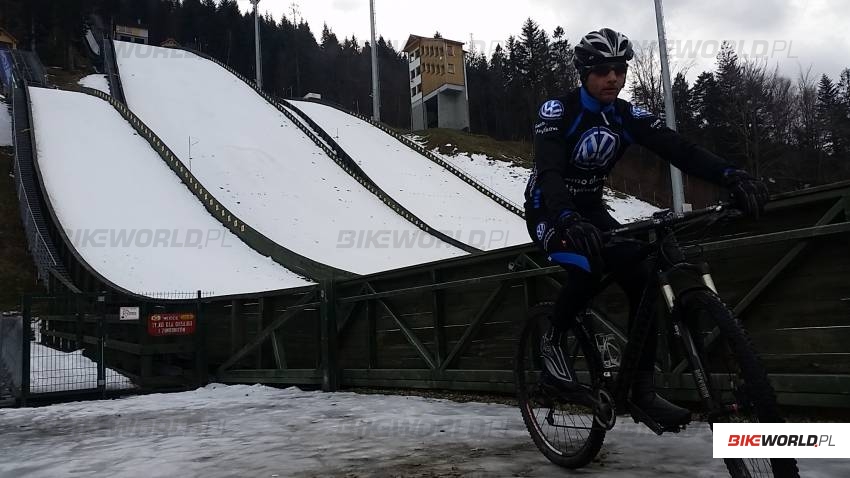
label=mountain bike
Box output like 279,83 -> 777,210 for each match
514,204 -> 799,477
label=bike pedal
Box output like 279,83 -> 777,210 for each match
625,400 -> 666,436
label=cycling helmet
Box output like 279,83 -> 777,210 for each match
574,28 -> 634,80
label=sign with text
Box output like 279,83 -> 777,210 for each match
119,307 -> 140,321
148,313 -> 196,336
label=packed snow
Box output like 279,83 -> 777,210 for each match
27,320 -> 134,393
411,137 -> 661,224
0,94 -> 12,147
28,87 -> 313,295
115,42 -> 467,274
77,74 -> 110,95
293,100 -> 529,250
0,384 -> 842,477
30,343 -> 133,393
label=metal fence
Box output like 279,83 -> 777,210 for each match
0,315 -> 23,401
0,296 -> 148,406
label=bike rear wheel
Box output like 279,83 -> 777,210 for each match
515,302 -> 607,469
680,290 -> 799,478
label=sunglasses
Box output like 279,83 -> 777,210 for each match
588,63 -> 628,76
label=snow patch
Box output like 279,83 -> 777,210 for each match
78,74 -> 111,96
0,94 -> 12,147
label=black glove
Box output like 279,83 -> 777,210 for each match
722,169 -> 769,220
556,211 -> 604,270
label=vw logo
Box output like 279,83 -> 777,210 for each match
539,100 -> 564,120
572,127 -> 620,170
536,222 -> 546,241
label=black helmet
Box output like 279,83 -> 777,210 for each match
574,28 -> 634,70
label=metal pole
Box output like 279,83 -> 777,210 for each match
654,0 -> 686,212
369,0 -> 381,122
251,0 -> 263,89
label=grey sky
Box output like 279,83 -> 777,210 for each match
236,0 -> 850,84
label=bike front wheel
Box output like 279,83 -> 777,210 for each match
514,302 -> 607,469
680,290 -> 799,478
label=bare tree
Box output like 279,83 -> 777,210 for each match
629,42 -> 665,113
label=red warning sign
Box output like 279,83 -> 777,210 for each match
148,313 -> 196,336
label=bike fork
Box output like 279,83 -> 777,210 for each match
672,317 -> 717,414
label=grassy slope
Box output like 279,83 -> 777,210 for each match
410,128 -> 533,167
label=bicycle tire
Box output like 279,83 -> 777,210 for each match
679,290 -> 799,478
515,302 -> 607,469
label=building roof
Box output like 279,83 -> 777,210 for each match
403,34 -> 464,52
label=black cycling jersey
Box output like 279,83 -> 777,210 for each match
524,87 -> 734,223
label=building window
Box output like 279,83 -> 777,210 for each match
448,63 -> 455,74
412,87 -> 417,97
448,46 -> 454,56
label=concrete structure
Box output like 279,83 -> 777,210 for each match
115,24 -> 149,44
403,35 -> 470,131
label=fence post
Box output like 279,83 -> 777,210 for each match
320,280 -> 339,392
195,290 -> 208,388
97,294 -> 106,395
21,295 -> 31,407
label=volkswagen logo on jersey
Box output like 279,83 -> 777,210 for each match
572,127 -> 620,170
539,100 -> 564,120
536,222 -> 547,241
631,104 -> 653,118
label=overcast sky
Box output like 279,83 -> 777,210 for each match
235,0 -> 849,84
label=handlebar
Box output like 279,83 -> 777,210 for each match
604,202 -> 739,239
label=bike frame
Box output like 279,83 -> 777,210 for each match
571,208 -> 728,432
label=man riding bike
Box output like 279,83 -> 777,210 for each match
523,28 -> 769,430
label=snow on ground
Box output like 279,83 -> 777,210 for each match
29,87 -> 313,296
30,343 -> 133,393
77,74 -> 110,95
115,42 -> 466,275
293,100 -> 529,250
28,320 -> 133,393
0,384 -> 842,477
0,93 -> 12,147
411,137 -> 661,224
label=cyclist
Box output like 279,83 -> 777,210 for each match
524,28 -> 769,429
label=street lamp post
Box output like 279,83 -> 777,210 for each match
369,0 -> 381,122
251,0 -> 263,89
654,0 -> 687,212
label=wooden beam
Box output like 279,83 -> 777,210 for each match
366,283 -> 437,370
230,299 -> 243,356
701,222 -> 850,252
217,292 -> 318,373
270,331 -> 287,369
440,283 -> 507,371
431,270 -> 446,368
338,266 -> 562,303
367,299 -> 377,369
672,199 -> 848,376
321,280 -> 339,391
734,198 -> 846,317
336,285 -> 367,336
